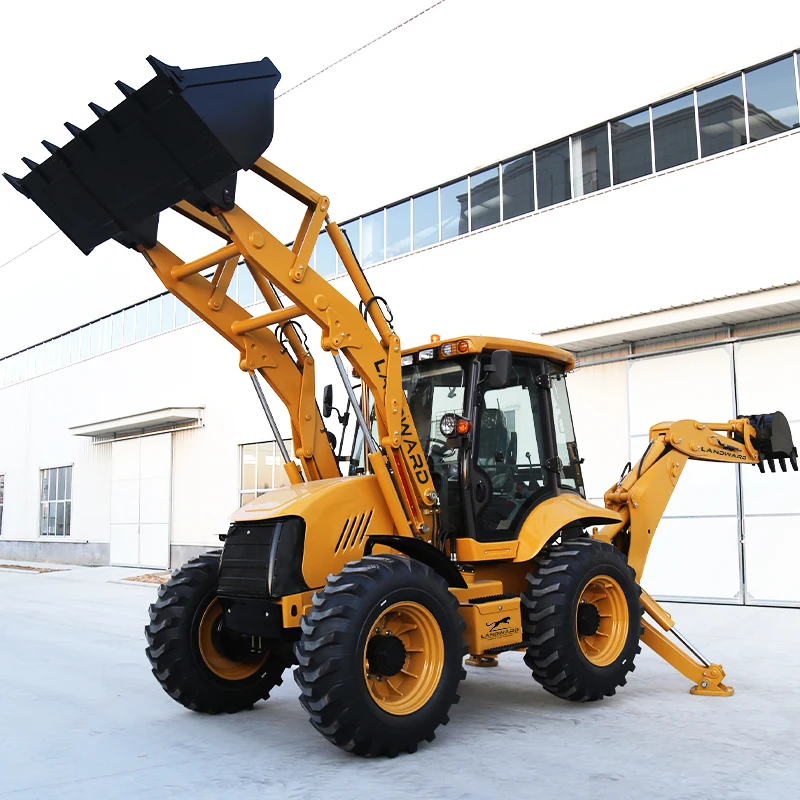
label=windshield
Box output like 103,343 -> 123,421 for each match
349,360 -> 466,474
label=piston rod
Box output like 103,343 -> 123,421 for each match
334,353 -> 376,455
249,371 -> 293,465
670,626 -> 711,668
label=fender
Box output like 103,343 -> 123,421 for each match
513,494 -> 622,563
365,535 -> 468,588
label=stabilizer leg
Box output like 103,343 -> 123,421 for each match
640,591 -> 733,697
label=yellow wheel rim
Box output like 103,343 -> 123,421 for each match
197,598 -> 267,681
364,601 -> 444,716
575,575 -> 629,667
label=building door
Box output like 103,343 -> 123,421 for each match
627,346 -> 742,602
735,334 -> 800,606
110,434 -> 172,568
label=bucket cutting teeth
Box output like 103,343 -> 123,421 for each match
3,55 -> 281,255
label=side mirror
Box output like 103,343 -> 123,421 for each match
488,350 -> 513,389
322,384 -> 333,418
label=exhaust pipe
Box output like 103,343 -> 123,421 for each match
3,56 -> 281,255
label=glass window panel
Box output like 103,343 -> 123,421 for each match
536,140 -> 571,208
502,154 -> 534,219
57,467 -> 66,501
242,444 -> 257,490
160,294 -> 174,332
18,351 -> 28,381
51,337 -> 61,370
44,339 -> 54,372
698,76 -> 746,157
571,126 -> 610,197
746,57 -> 799,142
470,167 -> 500,230
238,268 -> 256,306
56,502 -> 65,536
0,359 -> 4,388
34,344 -> 44,376
148,297 -> 161,336
175,301 -> 189,328
123,308 -> 135,345
134,303 -> 148,341
611,111 -> 652,184
61,333 -> 72,367
27,348 -> 36,377
240,492 -> 256,505
64,502 -> 71,536
412,190 -> 439,249
40,502 -> 48,535
48,502 -> 56,535
257,443 -> 275,490
65,466 -> 72,500
112,312 -> 124,349
41,470 -> 50,502
100,317 -> 112,353
361,211 -> 385,267
440,178 -> 468,241
48,468 -> 57,501
90,321 -> 101,356
385,200 -> 411,258
340,220 -> 360,271
315,231 -> 337,278
79,325 -> 91,359
188,310 -> 199,324
653,93 -> 698,171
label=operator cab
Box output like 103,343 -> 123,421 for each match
349,336 -> 584,544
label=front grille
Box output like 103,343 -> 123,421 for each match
217,521 -> 276,598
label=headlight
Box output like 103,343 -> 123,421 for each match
418,348 -> 435,361
441,343 -> 453,356
440,413 -> 457,437
401,354 -> 414,366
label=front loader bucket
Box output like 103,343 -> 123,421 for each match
745,411 -> 798,472
3,56 -> 280,254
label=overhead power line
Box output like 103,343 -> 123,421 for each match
2,1 -> 448,267
276,0 -> 448,98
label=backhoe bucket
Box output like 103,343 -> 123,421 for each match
3,56 -> 281,254
746,411 -> 798,473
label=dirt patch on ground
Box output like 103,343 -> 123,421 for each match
0,563 -> 65,574
123,572 -> 172,585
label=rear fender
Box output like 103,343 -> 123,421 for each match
513,494 -> 622,563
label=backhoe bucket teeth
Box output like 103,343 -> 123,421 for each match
745,411 -> 798,473
2,56 -> 281,255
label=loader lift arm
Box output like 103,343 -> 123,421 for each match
595,413 -> 798,695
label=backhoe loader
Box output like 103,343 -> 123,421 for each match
5,56 -> 798,757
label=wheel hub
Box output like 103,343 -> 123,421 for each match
366,632 -> 407,677
576,601 -> 601,637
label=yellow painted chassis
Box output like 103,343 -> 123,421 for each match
138,160 -> 776,698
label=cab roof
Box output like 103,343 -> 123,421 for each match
401,335 -> 575,371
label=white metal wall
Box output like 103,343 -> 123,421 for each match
569,333 -> 800,606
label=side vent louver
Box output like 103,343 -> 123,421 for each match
334,510 -> 375,553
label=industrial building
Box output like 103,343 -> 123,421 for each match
0,3 -> 798,608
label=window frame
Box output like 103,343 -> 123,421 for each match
39,465 -> 73,537
239,440 -> 293,506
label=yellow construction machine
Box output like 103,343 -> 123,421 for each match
5,56 -> 798,757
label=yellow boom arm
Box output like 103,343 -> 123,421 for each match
595,413 -> 797,695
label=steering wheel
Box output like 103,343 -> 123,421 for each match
428,437 -> 455,459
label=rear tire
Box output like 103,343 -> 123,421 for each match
294,554 -> 467,757
145,552 -> 291,714
521,539 -> 642,702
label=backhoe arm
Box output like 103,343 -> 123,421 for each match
595,412 -> 797,696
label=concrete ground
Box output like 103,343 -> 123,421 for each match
2,563 -> 798,800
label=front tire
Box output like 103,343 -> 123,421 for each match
521,539 -> 643,702
294,554 -> 467,757
145,552 -> 291,714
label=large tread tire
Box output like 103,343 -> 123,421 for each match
522,539 -> 643,702
294,554 -> 467,757
145,552 -> 291,714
